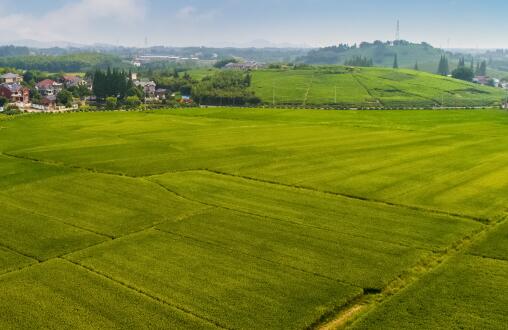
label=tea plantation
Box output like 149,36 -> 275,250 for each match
248,67 -> 506,108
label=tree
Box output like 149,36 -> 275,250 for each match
437,55 -> 450,76
105,96 -> 117,109
477,60 -> 487,76
344,56 -> 373,67
93,68 -> 129,100
56,90 -> 73,107
30,89 -> 42,104
393,54 -> 399,69
458,57 -> 465,68
452,67 -> 474,82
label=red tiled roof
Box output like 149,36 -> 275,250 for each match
36,79 -> 56,89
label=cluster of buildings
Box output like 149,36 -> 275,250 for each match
0,72 -> 88,111
0,73 -> 29,108
224,61 -> 265,70
132,55 -> 200,67
473,76 -> 503,88
131,73 -> 167,101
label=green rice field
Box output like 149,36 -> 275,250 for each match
0,108 -> 507,329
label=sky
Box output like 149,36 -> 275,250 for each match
0,0 -> 507,49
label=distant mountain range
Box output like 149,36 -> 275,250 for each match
2,39 -> 508,76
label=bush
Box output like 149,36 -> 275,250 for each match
452,67 -> 474,82
2,105 -> 22,115
125,96 -> 141,109
105,97 -> 118,110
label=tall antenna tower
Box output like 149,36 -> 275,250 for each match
396,20 -> 400,41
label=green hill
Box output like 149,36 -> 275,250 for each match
249,66 -> 506,108
300,40 -> 446,70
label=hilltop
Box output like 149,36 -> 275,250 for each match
299,40 -> 444,71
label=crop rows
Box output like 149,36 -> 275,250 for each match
248,67 -> 506,108
0,108 -> 506,328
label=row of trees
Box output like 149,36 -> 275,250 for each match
345,56 -> 373,67
438,55 -> 488,79
151,69 -> 194,96
92,68 -> 142,100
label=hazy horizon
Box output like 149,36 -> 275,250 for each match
0,0 -> 507,49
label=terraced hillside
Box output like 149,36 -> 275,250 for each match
249,67 -> 506,108
0,108 -> 507,329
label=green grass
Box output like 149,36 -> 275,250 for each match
247,67 -> 506,107
350,255 -> 508,330
0,259 -> 216,329
0,108 -> 506,328
67,230 -> 362,329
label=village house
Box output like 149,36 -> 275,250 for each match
36,79 -> 63,96
473,76 -> 500,87
62,75 -> 87,88
134,80 -> 157,97
155,88 -> 167,100
0,83 -> 30,104
0,73 -> 23,84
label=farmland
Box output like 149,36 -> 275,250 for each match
0,108 -> 507,329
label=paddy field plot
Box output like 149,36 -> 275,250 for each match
0,108 -> 507,328
349,254 -> 508,330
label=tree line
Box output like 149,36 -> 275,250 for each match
345,56 -> 373,67
438,55 -> 488,82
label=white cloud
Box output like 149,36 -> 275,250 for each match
0,0 -> 147,43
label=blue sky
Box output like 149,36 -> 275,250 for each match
0,0 -> 507,48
